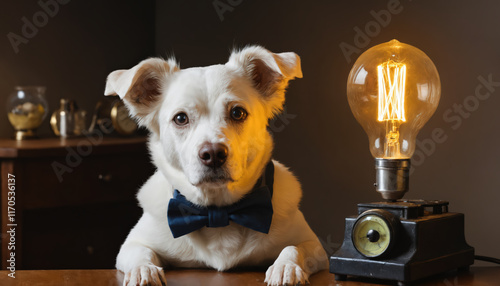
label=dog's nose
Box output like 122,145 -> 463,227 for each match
199,143 -> 228,168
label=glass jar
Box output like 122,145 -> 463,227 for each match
6,86 -> 48,140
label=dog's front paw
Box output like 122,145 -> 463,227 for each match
264,262 -> 308,286
123,264 -> 167,286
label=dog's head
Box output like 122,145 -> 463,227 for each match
105,46 -> 302,205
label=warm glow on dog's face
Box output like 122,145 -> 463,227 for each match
104,47 -> 302,204
158,65 -> 270,190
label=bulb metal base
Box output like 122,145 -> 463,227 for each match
374,158 -> 411,201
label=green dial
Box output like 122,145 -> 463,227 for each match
352,209 -> 398,258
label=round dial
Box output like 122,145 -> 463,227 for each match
111,101 -> 137,135
352,209 -> 398,258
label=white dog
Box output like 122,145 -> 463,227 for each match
104,46 -> 327,286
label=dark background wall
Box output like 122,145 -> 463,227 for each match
1,0 -> 499,265
0,0 -> 156,137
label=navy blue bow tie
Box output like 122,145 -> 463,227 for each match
167,161 -> 274,238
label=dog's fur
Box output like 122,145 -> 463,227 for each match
105,46 -> 327,286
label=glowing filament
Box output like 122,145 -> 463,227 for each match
377,61 -> 406,122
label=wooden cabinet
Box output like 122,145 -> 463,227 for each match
0,136 -> 154,270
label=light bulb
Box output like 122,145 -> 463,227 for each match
347,39 -> 441,200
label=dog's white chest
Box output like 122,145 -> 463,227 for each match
177,224 -> 260,270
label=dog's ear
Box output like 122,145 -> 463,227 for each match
226,46 -> 302,117
104,58 -> 179,133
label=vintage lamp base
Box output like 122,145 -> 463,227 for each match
330,200 -> 474,285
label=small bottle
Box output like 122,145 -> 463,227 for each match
74,110 -> 87,136
50,99 -> 76,137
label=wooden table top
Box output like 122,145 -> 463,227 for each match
0,267 -> 498,286
0,136 -> 147,158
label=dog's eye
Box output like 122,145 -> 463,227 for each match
230,107 -> 247,122
173,112 -> 189,126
